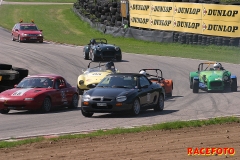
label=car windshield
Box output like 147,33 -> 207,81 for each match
17,77 -> 54,88
20,25 -> 38,31
97,75 -> 137,88
84,67 -> 102,73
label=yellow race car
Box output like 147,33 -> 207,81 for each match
77,61 -> 119,95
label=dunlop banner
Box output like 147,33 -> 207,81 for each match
202,4 -> 240,22
129,1 -> 151,15
173,17 -> 202,34
173,3 -> 202,20
202,20 -> 240,37
151,2 -> 173,17
130,14 -> 150,28
150,16 -> 173,31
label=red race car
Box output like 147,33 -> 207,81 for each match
139,69 -> 173,97
0,74 -> 79,114
11,20 -> 43,43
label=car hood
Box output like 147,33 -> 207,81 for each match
86,88 -> 136,97
200,71 -> 224,81
19,30 -> 42,34
0,88 -> 49,98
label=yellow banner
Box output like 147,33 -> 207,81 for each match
130,14 -> 150,28
173,18 -> 202,34
173,2 -> 202,20
202,4 -> 240,22
150,16 -> 173,31
202,20 -> 240,37
129,1 -> 151,15
150,2 -> 173,17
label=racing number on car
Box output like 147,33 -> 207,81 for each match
147,93 -> 151,101
61,91 -> 66,100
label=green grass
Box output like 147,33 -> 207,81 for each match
0,5 -> 240,64
3,0 -> 75,2
0,116 -> 239,148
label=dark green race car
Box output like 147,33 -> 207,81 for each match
189,62 -> 237,93
83,38 -> 122,62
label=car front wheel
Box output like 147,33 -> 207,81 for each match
41,97 -> 52,113
18,35 -> 22,43
81,108 -> 94,117
69,94 -> 79,109
131,99 -> 140,116
0,109 -> 10,114
154,93 -> 164,111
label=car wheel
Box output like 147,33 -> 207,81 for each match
69,94 -> 79,109
12,35 -> 15,41
41,97 -> 51,113
83,51 -> 89,60
18,35 -> 22,43
91,52 -> 96,62
190,78 -> 193,89
77,86 -> 84,95
0,109 -> 10,114
231,78 -> 237,92
193,79 -> 199,93
131,99 -> 140,116
154,93 -> 164,111
81,108 -> 93,117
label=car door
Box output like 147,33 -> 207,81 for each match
58,78 -> 69,105
138,76 -> 153,107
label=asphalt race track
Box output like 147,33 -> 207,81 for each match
0,27 -> 240,140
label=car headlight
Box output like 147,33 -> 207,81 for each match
97,47 -> 102,51
82,95 -> 91,101
24,98 -> 34,101
79,80 -> 84,85
22,33 -> 28,37
0,98 -> 5,102
116,96 -> 127,102
115,47 -> 120,51
38,34 -> 43,37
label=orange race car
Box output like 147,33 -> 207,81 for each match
139,69 -> 173,97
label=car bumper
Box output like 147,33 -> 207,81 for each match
20,36 -> 43,42
0,100 -> 42,111
95,51 -> 121,60
81,101 -> 132,113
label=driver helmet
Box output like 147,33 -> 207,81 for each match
213,62 -> 222,70
139,70 -> 147,76
90,39 -> 96,45
105,61 -> 115,70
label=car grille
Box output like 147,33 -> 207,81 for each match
210,81 -> 222,87
92,97 -> 113,102
92,104 -> 113,109
28,34 -> 38,37
102,51 -> 116,57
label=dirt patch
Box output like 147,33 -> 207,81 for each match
0,122 -> 240,160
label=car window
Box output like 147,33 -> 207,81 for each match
54,79 -> 61,89
139,76 -> 150,87
20,25 -> 38,31
98,75 -> 137,88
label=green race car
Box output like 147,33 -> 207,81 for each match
189,62 -> 237,93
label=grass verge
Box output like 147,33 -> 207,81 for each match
0,5 -> 240,64
0,116 -> 239,148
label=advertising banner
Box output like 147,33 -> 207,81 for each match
150,2 -> 173,17
173,2 -> 202,20
202,20 -> 240,37
129,1 -> 151,15
150,16 -> 173,31
172,17 -> 202,34
130,14 -> 150,28
202,4 -> 240,22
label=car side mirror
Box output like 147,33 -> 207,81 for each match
15,29 -> 19,31
40,29 -> 43,32
14,84 -> 18,88
141,85 -> 148,88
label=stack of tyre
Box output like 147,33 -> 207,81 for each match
74,0 -> 129,27
0,64 -> 28,92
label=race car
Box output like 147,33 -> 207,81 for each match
81,73 -> 165,117
139,69 -> 173,97
0,74 -> 79,114
77,61 -> 119,95
83,38 -> 122,62
11,19 -> 43,43
189,62 -> 237,93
